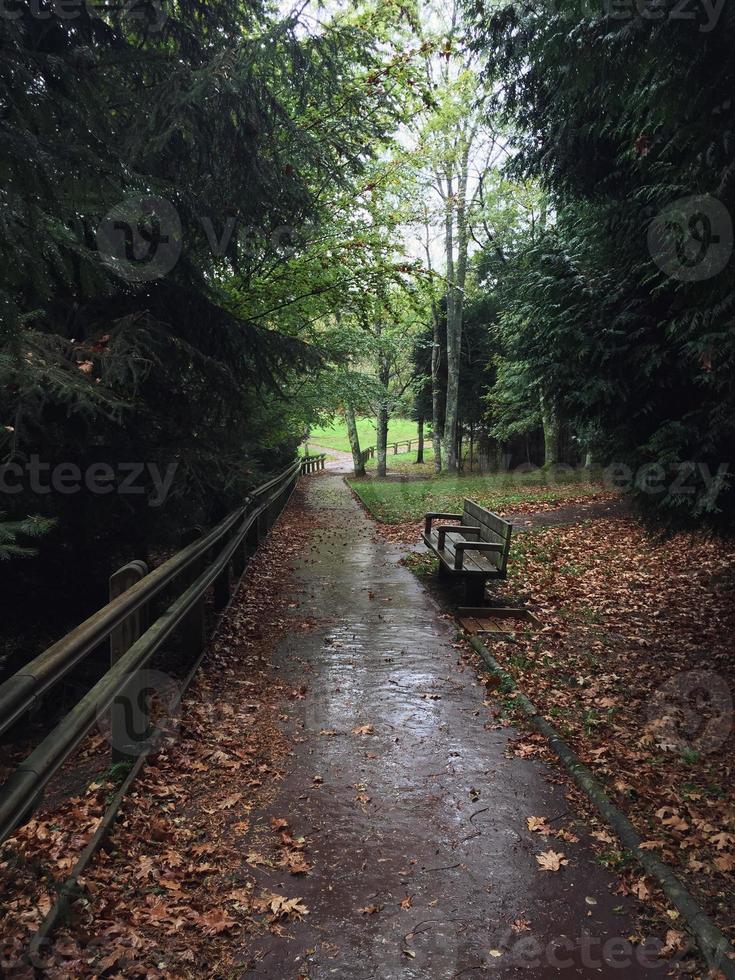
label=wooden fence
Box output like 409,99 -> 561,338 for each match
0,459 -> 302,846
301,453 -> 326,474
358,440 -> 418,468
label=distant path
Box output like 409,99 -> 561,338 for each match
307,443 -> 354,474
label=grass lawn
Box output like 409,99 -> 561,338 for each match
364,446 -> 435,475
349,468 -> 608,524
307,416 -> 426,454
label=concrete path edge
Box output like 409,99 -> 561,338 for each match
468,634 -> 735,978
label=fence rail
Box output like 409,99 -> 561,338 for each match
0,459 -> 302,844
301,453 -> 326,474
358,439 -> 422,468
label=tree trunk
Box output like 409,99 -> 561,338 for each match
477,429 -> 491,474
376,404 -> 388,477
416,417 -> 424,464
443,286 -> 461,473
540,390 -> 561,466
421,207 -> 443,473
441,148 -> 470,474
431,327 -> 443,473
468,422 -> 474,473
345,402 -> 365,477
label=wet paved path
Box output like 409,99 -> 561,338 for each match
245,474 -> 663,978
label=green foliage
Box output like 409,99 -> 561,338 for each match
0,0 -> 414,571
309,417 -> 424,454
0,514 -> 55,561
469,0 -> 735,531
349,469 -> 601,523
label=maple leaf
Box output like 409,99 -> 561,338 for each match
555,828 -> 579,844
221,793 -> 243,809
200,908 -> 237,935
592,829 -> 616,845
661,813 -> 689,833
270,817 -> 289,831
631,878 -> 650,900
280,851 -> 311,875
227,888 -> 253,905
358,905 -> 380,915
709,831 -> 735,850
660,929 -> 686,956
526,816 -> 551,835
512,917 -> 531,933
400,895 -> 414,910
714,853 -> 735,872
269,895 -> 309,920
536,850 -> 568,872
352,724 -> 374,735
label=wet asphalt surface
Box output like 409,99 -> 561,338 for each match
243,469 -> 671,979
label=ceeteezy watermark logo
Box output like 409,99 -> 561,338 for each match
605,0 -> 725,33
97,196 -> 182,282
648,195 -> 733,282
95,196 -> 302,281
527,0 -> 727,33
646,670 -> 733,755
97,668 -> 183,757
0,0 -> 168,32
0,457 -> 178,507
483,929 -> 694,971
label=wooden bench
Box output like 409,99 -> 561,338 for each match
423,499 -> 513,605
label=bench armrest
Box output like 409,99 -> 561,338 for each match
435,525 -> 481,549
453,541 -> 504,570
424,512 -> 462,534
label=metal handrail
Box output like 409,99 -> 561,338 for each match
0,463 -> 297,738
0,460 -> 301,841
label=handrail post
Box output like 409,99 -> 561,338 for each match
180,527 -> 205,665
109,560 -> 149,763
246,515 -> 260,554
213,532 -> 231,610
233,513 -> 248,579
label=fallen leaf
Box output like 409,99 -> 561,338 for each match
714,853 -> 735,873
536,850 -> 568,872
199,908 -> 237,935
632,879 -> 650,901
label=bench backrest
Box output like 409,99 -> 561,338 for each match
462,499 -> 513,574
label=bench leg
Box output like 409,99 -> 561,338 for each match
464,577 -> 487,606
437,561 -> 450,581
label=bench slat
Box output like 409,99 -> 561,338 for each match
464,499 -> 511,535
463,500 -> 512,574
424,530 -> 499,575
